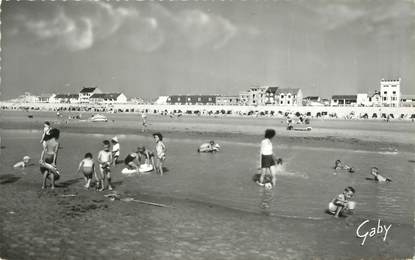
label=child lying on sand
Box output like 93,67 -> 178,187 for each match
328,186 -> 356,218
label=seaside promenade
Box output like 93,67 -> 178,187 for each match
1,101 -> 415,119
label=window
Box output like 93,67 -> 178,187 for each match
187,97 -> 191,101
383,97 -> 387,101
197,97 -> 201,101
287,101 -> 290,104
208,98 -> 212,101
392,91 -> 396,94
281,95 -> 284,99
178,97 -> 181,101
280,101 -> 283,104
392,97 -> 396,101
384,91 -> 387,94
288,94 -> 291,98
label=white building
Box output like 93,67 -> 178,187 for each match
246,86 -> 268,106
276,88 -> 303,106
37,94 -> 53,103
154,96 -> 169,105
79,87 -> 102,103
356,93 -> 369,106
239,91 -> 249,105
216,95 -> 240,105
380,78 -> 401,107
89,93 -> 127,104
331,95 -> 357,106
368,91 -> 382,107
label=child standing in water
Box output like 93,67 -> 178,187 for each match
97,140 -> 113,191
111,136 -> 120,165
328,186 -> 356,218
76,153 -> 96,189
153,133 -> 166,176
40,128 -> 60,190
259,129 -> 277,187
40,121 -> 51,145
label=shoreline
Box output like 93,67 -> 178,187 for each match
1,111 -> 414,153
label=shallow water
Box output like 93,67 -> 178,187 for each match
1,129 -> 413,225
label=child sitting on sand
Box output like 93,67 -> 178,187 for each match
76,153 -> 96,189
370,167 -> 391,182
334,159 -> 354,173
97,140 -> 113,191
13,156 -> 32,168
137,146 -> 155,169
328,186 -> 356,218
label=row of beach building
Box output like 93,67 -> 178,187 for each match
6,78 -> 415,108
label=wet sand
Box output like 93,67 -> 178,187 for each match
0,111 -> 414,259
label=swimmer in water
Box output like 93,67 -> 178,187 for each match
370,167 -> 391,182
76,153 -> 96,188
198,140 -> 220,153
334,159 -> 354,173
14,156 -> 32,168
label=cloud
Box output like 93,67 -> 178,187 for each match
12,1 -> 137,51
121,16 -> 165,53
9,1 -> 253,52
174,9 -> 238,49
309,3 -> 366,31
22,11 -> 93,51
307,1 -> 415,37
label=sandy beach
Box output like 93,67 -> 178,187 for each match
0,111 -> 414,259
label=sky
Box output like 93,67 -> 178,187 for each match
1,0 -> 414,100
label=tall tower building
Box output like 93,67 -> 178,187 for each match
380,78 -> 401,107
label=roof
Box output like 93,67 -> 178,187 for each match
304,96 -> 320,100
265,87 -> 278,94
331,95 -> 357,100
217,95 -> 239,98
276,88 -> 300,95
55,94 -> 79,99
90,93 -> 122,99
38,94 -> 52,98
80,87 -> 97,93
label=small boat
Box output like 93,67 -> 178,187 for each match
90,114 -> 108,122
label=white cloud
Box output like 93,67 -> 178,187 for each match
14,1 -> 137,51
310,3 -> 366,31
173,9 -> 238,49
12,2 -> 251,52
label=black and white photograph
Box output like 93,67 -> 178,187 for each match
0,0 -> 414,259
